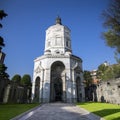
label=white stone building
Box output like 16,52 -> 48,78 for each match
32,17 -> 85,103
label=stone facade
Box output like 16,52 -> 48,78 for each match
32,17 -> 85,103
0,76 -> 8,102
96,78 -> 120,104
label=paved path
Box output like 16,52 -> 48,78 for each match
12,103 -> 104,120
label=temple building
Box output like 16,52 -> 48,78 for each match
32,17 -> 85,103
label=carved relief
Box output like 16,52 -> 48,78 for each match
35,62 -> 44,74
35,66 -> 41,74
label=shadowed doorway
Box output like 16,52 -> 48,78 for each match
33,76 -> 40,102
54,78 -> 62,101
50,61 -> 65,102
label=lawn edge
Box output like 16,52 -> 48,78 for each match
10,104 -> 42,120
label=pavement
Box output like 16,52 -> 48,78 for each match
11,102 -> 104,120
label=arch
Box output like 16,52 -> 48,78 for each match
76,76 -> 81,102
50,61 -> 65,102
34,76 -> 40,102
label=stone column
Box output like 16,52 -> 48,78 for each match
66,69 -> 72,103
62,72 -> 66,102
31,70 -> 36,102
3,84 -> 11,103
42,68 -> 50,103
39,69 -> 44,103
71,69 -> 77,103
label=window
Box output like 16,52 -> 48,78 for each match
66,41 -> 69,47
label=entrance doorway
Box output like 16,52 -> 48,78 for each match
50,61 -> 65,102
54,78 -> 62,101
34,77 -> 40,102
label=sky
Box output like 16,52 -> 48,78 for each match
0,0 -> 116,79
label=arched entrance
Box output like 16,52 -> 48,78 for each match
34,76 -> 40,102
54,78 -> 62,101
50,61 -> 65,102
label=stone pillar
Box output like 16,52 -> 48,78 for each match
42,68 -> 50,103
3,84 -> 11,103
39,69 -> 44,103
66,70 -> 72,103
31,78 -> 35,101
71,69 -> 76,103
62,73 -> 66,102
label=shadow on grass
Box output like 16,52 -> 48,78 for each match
112,117 -> 120,120
92,109 -> 120,120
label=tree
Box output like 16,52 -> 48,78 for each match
0,10 -> 7,49
102,0 -> 120,62
0,63 -> 9,79
97,63 -> 120,81
83,70 -> 92,87
21,74 -> 31,86
0,36 -> 5,48
112,64 -> 120,78
97,63 -> 108,80
11,74 -> 21,84
0,10 -> 9,80
97,63 -> 112,80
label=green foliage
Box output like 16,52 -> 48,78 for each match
0,36 -> 5,48
0,63 -> 9,79
0,10 -> 7,48
11,74 -> 21,84
112,64 -> 120,78
0,10 -> 9,80
102,0 -> 120,62
0,10 -> 7,20
21,74 -> 31,86
77,102 -> 120,120
97,64 -> 109,80
97,63 -> 120,81
83,70 -> 92,86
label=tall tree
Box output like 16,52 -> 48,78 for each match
21,74 -> 31,86
102,0 -> 120,62
97,63 -> 120,81
83,70 -> 92,87
0,10 -> 7,49
0,64 -> 9,79
0,10 -> 9,80
11,74 -> 21,84
97,63 -> 109,80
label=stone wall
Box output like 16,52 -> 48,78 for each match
96,78 -> 120,104
0,77 -> 9,103
2,81 -> 32,103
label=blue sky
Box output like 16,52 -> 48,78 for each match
0,0 -> 116,79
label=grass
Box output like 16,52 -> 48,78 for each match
0,103 -> 40,120
77,102 -> 120,120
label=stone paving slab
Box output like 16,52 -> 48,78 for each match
11,103 -> 104,120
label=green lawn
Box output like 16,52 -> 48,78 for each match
77,102 -> 120,120
0,103 -> 40,120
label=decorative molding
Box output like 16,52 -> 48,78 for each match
35,66 -> 41,74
